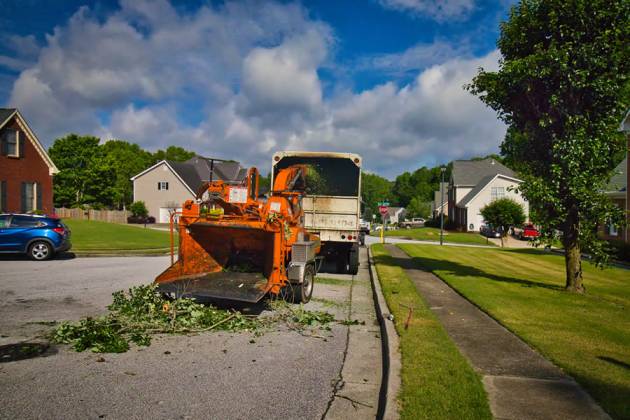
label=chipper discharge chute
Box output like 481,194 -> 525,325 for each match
155,165 -> 321,303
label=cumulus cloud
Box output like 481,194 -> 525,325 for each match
379,0 -> 476,21
5,0 -> 504,178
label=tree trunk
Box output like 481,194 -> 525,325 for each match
563,215 -> 585,293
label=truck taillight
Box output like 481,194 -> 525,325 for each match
53,227 -> 65,236
348,235 -> 353,240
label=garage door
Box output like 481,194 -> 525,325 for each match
159,208 -> 181,224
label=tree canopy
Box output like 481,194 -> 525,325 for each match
468,0 -> 629,292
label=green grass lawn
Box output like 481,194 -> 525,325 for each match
399,244 -> 630,420
372,244 -> 492,419
64,219 -> 174,252
384,227 -> 493,246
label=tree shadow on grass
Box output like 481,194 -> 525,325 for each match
375,252 -> 565,292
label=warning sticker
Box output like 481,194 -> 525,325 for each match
228,187 -> 248,203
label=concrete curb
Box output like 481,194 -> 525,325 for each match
367,246 -> 401,420
71,251 -> 173,258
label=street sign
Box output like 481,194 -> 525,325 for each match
378,205 -> 389,216
377,201 -> 390,206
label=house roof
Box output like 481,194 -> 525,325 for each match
386,207 -> 404,217
451,158 -> 516,186
131,155 -> 247,195
457,173 -> 522,208
605,158 -> 627,193
0,108 -> 16,125
0,108 -> 59,175
620,109 -> 630,132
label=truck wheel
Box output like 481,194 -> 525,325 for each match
296,264 -> 315,303
29,241 -> 53,261
348,247 -> 359,275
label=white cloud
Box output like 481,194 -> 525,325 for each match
379,0 -> 476,21
5,0 -> 504,178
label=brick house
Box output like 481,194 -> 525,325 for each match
0,109 -> 58,214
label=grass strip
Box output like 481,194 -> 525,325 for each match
372,244 -> 492,420
384,227 -> 493,246
399,244 -> 630,420
315,277 -> 352,286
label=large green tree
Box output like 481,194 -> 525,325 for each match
153,145 -> 196,163
468,0 -> 629,292
102,140 -> 154,209
49,134 -> 116,208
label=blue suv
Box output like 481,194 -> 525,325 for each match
0,214 -> 72,260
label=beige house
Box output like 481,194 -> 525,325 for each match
131,156 -> 246,223
448,158 -> 528,231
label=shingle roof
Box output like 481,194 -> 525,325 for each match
451,158 -> 517,186
184,156 -> 246,183
605,158 -> 627,193
0,108 -> 16,126
457,175 -> 496,208
167,160 -> 203,193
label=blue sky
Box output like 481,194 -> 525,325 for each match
0,0 -> 514,177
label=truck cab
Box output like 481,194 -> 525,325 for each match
272,151 -> 362,274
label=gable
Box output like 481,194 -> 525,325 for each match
131,161 -> 196,196
457,174 -> 523,208
0,109 -> 59,175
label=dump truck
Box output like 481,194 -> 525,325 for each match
272,151 -> 362,274
154,165 -> 321,303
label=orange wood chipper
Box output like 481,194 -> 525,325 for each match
154,165 -> 321,303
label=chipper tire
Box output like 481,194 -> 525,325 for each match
294,265 -> 315,303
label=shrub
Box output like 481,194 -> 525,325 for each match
129,201 -> 148,218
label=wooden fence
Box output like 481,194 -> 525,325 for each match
55,207 -> 129,224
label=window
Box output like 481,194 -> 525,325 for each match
21,182 -> 39,213
0,215 -> 8,227
490,187 -> 505,201
608,223 -> 618,237
1,129 -> 19,157
157,181 -> 169,191
10,215 -> 41,227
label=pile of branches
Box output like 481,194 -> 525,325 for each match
51,284 -> 336,353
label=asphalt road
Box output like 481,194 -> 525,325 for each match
0,254 -> 359,420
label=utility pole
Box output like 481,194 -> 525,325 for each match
440,167 -> 445,246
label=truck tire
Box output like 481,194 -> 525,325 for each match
348,246 -> 359,275
336,253 -> 349,274
296,264 -> 315,303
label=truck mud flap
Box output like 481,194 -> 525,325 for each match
157,272 -> 269,303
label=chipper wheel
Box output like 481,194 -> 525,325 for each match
283,264 -> 315,304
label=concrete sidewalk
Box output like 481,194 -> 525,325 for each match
385,244 -> 610,420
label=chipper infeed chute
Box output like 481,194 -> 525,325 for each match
154,166 -> 321,303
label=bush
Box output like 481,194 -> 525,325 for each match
129,201 -> 148,218
127,215 -> 155,224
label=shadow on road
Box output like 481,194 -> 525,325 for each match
0,252 -> 76,261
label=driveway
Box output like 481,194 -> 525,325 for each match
0,252 -> 379,419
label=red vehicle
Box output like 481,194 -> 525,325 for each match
517,224 -> 540,240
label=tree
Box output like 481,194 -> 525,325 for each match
480,198 -> 526,247
406,197 -> 432,219
102,140 -> 154,209
153,146 -> 196,163
468,0 -> 629,292
129,201 -> 148,218
361,172 -> 393,220
49,134 -> 115,208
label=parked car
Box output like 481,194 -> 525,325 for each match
0,214 -> 71,260
480,224 -> 502,238
400,218 -> 425,229
359,219 -> 371,235
515,224 -> 540,240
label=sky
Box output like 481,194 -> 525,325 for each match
0,0 -> 515,178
